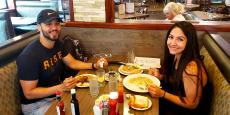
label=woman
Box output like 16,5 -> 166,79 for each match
163,2 -> 185,21
148,21 -> 210,115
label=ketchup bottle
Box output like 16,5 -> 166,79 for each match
56,91 -> 65,115
117,81 -> 124,103
109,92 -> 118,115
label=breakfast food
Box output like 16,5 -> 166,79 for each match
76,75 -> 88,83
120,64 -> 142,74
75,74 -> 95,87
128,75 -> 153,87
128,95 -> 149,108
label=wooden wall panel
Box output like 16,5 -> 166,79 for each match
60,27 -> 205,60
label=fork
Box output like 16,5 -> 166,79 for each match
138,85 -> 147,90
138,80 -> 148,90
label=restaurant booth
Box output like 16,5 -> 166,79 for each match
0,0 -> 230,114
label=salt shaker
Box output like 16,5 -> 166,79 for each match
93,104 -> 101,115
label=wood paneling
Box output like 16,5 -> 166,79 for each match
67,0 -> 230,32
105,0 -> 115,23
64,20 -> 230,32
60,27 -> 206,60
69,0 -> 74,21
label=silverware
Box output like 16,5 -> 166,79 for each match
138,85 -> 147,90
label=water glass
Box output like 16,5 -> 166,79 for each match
89,77 -> 99,97
109,73 -> 118,93
96,69 -> 105,87
127,50 -> 135,63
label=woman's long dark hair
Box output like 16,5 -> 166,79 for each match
162,21 -> 202,101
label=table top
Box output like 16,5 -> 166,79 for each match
11,17 -> 37,26
45,55 -> 159,115
185,4 -> 200,11
191,11 -> 230,21
185,4 -> 199,9
115,12 -> 149,19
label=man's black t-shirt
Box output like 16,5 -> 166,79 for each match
17,39 -> 69,104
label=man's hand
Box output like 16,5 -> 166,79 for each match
62,76 -> 77,91
94,57 -> 108,69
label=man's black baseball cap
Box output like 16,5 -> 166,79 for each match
37,9 -> 62,24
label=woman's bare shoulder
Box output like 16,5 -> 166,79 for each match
185,61 -> 198,76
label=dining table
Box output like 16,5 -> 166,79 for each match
45,55 -> 159,115
115,12 -> 149,19
191,11 -> 230,21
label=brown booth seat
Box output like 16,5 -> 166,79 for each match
200,33 -> 230,115
0,31 -> 38,114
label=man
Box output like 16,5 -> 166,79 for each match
16,9 -> 106,115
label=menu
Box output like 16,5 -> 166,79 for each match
73,0 -> 105,22
134,57 -> 161,69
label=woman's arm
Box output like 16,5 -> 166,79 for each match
148,61 -> 203,109
167,61 -> 202,109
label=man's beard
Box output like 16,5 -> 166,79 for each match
41,27 -> 59,42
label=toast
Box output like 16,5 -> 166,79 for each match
129,95 -> 149,108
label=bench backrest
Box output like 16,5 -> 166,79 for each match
200,33 -> 230,115
0,31 -> 39,114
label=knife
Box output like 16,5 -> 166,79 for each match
108,61 -> 127,65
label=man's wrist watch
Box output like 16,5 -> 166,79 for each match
92,63 -> 96,69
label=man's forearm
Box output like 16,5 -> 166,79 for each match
24,84 -> 63,100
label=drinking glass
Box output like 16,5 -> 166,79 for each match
89,77 -> 99,97
127,49 -> 135,63
108,73 -> 118,93
96,69 -> 105,87
93,53 -> 112,69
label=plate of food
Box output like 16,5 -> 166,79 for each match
75,74 -> 97,88
123,74 -> 160,93
127,94 -> 152,110
118,63 -> 143,75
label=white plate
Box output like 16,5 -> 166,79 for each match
130,97 -> 152,110
118,63 -> 143,76
75,74 -> 97,88
123,74 -> 160,93
76,83 -> 89,88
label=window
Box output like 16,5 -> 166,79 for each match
210,0 -> 224,4
0,0 -> 7,9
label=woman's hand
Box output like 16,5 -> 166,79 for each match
61,76 -> 77,91
148,68 -> 162,80
148,85 -> 165,98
